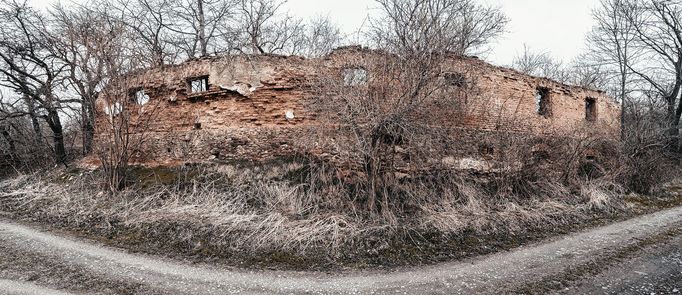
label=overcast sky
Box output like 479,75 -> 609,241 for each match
26,0 -> 600,66
282,0 -> 600,66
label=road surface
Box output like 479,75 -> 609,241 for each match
1,206 -> 682,294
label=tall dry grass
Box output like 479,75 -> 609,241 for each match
0,155 -> 639,259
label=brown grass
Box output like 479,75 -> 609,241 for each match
0,158 -> 648,265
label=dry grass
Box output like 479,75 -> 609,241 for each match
579,180 -> 627,212
0,167 -> 367,255
0,160 -> 636,263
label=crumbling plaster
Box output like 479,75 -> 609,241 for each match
94,47 -> 621,165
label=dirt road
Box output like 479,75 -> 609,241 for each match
1,206 -> 682,294
562,233 -> 682,294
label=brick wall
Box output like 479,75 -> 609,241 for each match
94,47 -> 621,165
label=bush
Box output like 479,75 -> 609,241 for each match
1,128 -> 679,268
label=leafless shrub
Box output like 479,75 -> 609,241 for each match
95,78 -> 162,192
304,0 -> 508,217
4,111 -> 659,263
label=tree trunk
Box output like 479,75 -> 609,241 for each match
364,153 -> 378,213
672,91 -> 682,151
82,99 -> 96,155
665,79 -> 681,149
619,69 -> 627,141
46,109 -> 68,166
23,96 -> 43,146
197,0 -> 207,57
83,117 -> 94,155
0,126 -> 16,162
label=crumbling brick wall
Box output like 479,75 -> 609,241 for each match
93,47 -> 621,166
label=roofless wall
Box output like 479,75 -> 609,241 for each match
94,47 -> 621,166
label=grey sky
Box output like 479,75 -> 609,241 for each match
283,0 -> 600,66
26,0 -> 599,66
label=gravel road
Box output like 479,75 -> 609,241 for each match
562,232 -> 682,294
1,206 -> 682,294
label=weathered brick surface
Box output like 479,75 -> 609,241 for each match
94,47 -> 621,165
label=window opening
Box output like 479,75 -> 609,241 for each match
131,88 -> 150,105
536,87 -> 551,117
188,76 -> 209,93
342,67 -> 368,86
586,97 -> 597,122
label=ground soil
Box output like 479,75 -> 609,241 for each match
561,233 -> 682,294
1,205 -> 682,294
2,184 -> 682,273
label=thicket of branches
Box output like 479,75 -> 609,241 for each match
0,0 -> 681,263
505,0 -> 682,194
307,0 -> 508,215
584,0 -> 682,189
513,0 -> 682,153
0,0 -> 343,178
0,0 -> 679,200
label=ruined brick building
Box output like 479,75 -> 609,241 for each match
94,46 -> 621,168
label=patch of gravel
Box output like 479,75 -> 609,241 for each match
1,205 -> 682,294
0,243 -> 157,295
560,233 -> 682,294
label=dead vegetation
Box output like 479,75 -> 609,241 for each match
1,0 -> 681,271
1,130 -> 677,269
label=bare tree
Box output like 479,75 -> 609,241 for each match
91,40 -> 161,192
587,0 -> 637,140
110,0 -> 178,66
166,0 -> 236,58
95,78 -> 161,192
368,0 -> 508,56
452,0 -> 509,55
299,15 -> 342,58
236,0 -> 305,55
0,93 -> 18,163
0,0 -> 71,166
310,0 -> 507,215
616,0 -> 682,144
567,55 -> 611,90
511,44 -> 569,83
49,3 -> 129,155
512,48 -> 608,89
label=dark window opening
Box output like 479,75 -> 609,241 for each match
536,87 -> 551,117
444,72 -> 467,87
130,88 -> 150,105
341,67 -> 368,86
188,76 -> 209,93
585,97 -> 597,122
